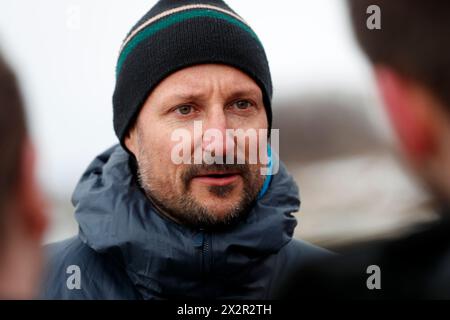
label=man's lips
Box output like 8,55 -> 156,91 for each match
191,172 -> 241,186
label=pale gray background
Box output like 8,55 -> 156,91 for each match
0,0 -> 435,247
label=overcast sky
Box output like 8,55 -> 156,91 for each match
0,0 -> 376,197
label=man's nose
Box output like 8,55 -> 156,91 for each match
201,109 -> 234,157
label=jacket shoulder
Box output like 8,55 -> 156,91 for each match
41,236 -> 141,300
285,238 -> 334,262
268,238 -> 333,298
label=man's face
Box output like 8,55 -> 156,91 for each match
125,64 -> 268,228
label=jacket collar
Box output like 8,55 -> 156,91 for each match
73,145 -> 300,298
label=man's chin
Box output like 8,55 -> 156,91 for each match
194,201 -> 239,217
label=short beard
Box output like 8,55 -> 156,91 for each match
133,155 -> 263,230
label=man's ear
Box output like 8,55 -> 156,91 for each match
124,125 -> 138,156
15,139 -> 48,241
374,66 -> 437,164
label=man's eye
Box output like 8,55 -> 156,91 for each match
175,105 -> 193,115
233,100 -> 252,110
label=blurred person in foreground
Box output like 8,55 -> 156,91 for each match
42,0 -> 330,300
279,1 -> 450,299
0,52 -> 48,299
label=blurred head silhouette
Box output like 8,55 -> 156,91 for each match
0,52 -> 48,299
349,1 -> 450,206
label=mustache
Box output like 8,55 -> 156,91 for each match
181,163 -> 250,186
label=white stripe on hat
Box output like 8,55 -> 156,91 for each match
119,4 -> 249,54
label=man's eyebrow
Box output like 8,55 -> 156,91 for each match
227,88 -> 261,99
163,91 -> 208,102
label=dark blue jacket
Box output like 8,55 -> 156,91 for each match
41,145 -> 330,299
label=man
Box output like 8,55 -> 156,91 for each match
279,1 -> 450,299
42,0 -> 329,300
0,52 -> 48,299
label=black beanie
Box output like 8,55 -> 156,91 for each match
113,0 -> 273,147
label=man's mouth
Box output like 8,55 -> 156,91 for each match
191,171 -> 241,186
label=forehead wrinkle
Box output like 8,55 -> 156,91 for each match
154,80 -> 213,104
152,66 -> 262,105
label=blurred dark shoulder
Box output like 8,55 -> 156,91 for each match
278,207 -> 450,299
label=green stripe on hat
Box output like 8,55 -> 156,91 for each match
116,9 -> 261,76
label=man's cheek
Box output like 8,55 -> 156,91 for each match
147,134 -> 175,158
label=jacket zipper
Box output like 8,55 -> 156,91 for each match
200,230 -> 210,273
194,229 -> 212,297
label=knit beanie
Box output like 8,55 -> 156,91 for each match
113,0 -> 273,147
